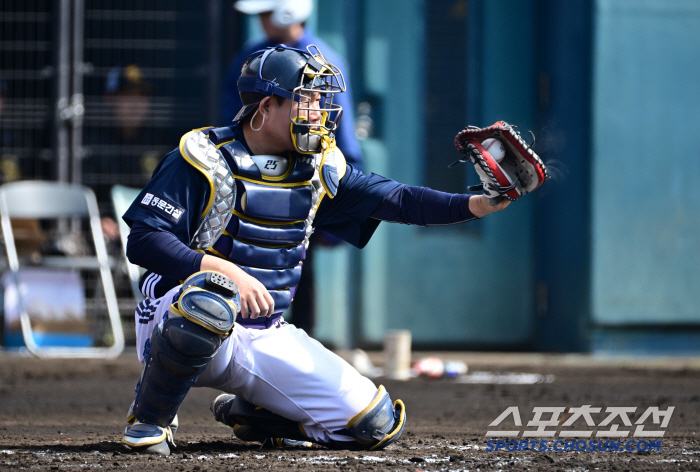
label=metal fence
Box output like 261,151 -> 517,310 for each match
1,0 -> 226,345
1,0 -> 54,183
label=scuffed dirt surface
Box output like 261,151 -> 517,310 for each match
1,353 -> 699,471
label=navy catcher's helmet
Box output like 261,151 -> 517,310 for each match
235,44 -> 345,154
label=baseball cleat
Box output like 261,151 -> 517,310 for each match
210,393 -> 237,424
211,393 -> 313,448
123,402 -> 178,456
265,437 -> 314,448
233,424 -> 313,449
122,420 -> 174,456
126,402 -> 179,436
126,403 -> 180,436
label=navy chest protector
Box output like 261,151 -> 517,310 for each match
179,126 -> 346,326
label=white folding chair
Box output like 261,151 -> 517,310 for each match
0,180 -> 125,358
111,185 -> 145,303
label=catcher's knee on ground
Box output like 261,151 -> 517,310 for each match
131,271 -> 239,427
334,385 -> 406,450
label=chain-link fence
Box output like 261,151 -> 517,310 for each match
1,0 -> 227,347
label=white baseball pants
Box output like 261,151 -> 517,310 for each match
134,285 -> 378,443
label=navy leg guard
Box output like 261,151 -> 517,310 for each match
133,319 -> 222,427
212,388 -> 406,451
132,271 -> 239,427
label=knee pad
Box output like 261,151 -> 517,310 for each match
132,271 -> 238,427
344,385 -> 406,450
169,271 -> 240,335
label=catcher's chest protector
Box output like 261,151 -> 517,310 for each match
179,126 -> 345,319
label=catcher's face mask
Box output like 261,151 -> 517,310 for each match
289,46 -> 345,153
237,45 -> 345,154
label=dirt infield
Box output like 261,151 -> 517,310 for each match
1,352 -> 699,471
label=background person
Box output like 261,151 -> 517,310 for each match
221,0 -> 364,335
83,64 -> 159,248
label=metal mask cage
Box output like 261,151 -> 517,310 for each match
289,45 -> 346,139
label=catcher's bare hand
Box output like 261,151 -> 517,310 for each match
469,194 -> 510,218
200,255 -> 274,318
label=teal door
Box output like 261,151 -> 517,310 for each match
313,0 -> 540,348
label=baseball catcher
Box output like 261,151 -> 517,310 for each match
119,44 -> 526,456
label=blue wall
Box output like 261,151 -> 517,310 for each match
312,0 -> 540,348
297,0 -> 700,352
590,0 -> 700,351
533,0 -> 593,352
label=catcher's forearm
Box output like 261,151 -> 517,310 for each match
370,184 -> 478,226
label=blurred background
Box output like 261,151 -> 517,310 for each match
1,0 -> 698,355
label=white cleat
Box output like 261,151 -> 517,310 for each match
123,402 -> 178,456
122,420 -> 174,456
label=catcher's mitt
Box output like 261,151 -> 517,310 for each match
452,121 -> 548,205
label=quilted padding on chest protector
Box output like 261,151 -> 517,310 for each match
211,236 -> 304,270
235,180 -> 312,222
237,264 -> 303,291
225,216 -> 307,245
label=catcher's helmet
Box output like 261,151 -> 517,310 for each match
235,44 -> 345,154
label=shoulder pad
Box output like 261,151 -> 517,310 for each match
179,128 -> 221,173
207,126 -> 236,145
219,141 -> 262,180
179,128 -> 236,221
318,144 -> 347,198
218,142 -> 315,184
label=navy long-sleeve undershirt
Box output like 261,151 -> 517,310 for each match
126,222 -> 203,281
369,184 -> 477,226
126,185 -> 477,281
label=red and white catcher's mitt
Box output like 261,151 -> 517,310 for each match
453,121 -> 548,205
